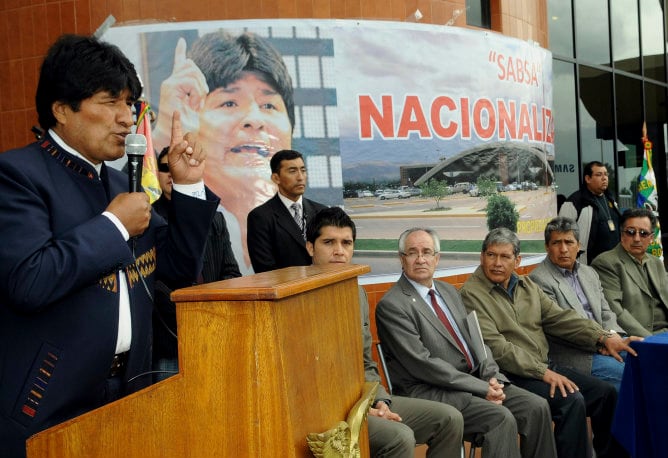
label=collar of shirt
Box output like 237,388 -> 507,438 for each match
556,259 -> 580,277
48,129 -> 103,176
405,276 -> 434,301
504,273 -> 519,296
277,192 -> 303,213
622,247 -> 648,266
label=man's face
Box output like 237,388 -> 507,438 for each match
480,242 -> 521,288
201,71 -> 292,194
620,216 -> 654,261
584,165 -> 609,196
400,230 -> 440,287
272,157 -> 307,201
307,226 -> 354,266
546,230 -> 580,271
157,156 -> 172,200
52,89 -> 134,164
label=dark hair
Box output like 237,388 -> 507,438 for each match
36,34 -> 142,130
583,161 -> 605,178
270,149 -> 303,174
544,216 -> 580,244
306,207 -> 356,244
158,146 -> 169,163
481,227 -> 520,256
189,31 -> 295,130
620,208 -> 657,230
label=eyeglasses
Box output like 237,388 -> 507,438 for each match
622,228 -> 653,239
400,250 -> 437,261
592,172 -> 608,177
158,163 -> 169,173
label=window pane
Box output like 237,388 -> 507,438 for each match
575,0 -> 611,65
466,0 -> 491,28
644,82 -> 668,212
640,0 -> 666,82
615,75 -> 643,203
578,66 -> 615,190
548,0 -> 574,57
552,60 -> 580,195
611,0 -> 640,75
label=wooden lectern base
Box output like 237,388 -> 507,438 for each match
27,264 -> 371,457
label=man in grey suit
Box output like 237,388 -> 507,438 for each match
376,227 -> 557,458
530,216 -> 639,391
306,210 -> 464,458
591,208 -> 668,337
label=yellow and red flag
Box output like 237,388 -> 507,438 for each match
135,100 -> 161,203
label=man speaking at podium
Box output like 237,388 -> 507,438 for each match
0,35 -> 218,457
306,207 -> 463,457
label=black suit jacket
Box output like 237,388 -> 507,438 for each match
152,195 -> 241,363
0,136 -> 218,457
247,193 -> 327,273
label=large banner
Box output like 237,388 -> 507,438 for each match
104,19 -> 554,275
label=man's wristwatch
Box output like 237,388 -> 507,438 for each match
372,399 -> 392,409
597,331 -> 614,348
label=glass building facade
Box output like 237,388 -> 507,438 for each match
548,0 -> 668,244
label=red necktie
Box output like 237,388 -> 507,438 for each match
428,289 -> 473,369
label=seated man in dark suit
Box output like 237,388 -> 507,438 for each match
591,207 -> 668,337
376,227 -> 557,458
461,227 -> 636,458
152,147 -> 241,382
247,149 -> 326,273
530,216 -> 640,392
306,209 -> 463,457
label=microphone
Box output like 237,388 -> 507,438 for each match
125,134 -> 147,193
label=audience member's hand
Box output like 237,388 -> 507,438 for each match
166,111 -> 206,185
369,401 -> 402,422
542,368 -> 578,398
600,334 -> 642,360
107,192 -> 151,237
485,377 -> 505,405
152,37 -> 208,150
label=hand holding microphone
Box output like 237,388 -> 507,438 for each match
126,133 -> 147,193
105,133 -> 151,237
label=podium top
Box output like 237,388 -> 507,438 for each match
171,263 -> 371,302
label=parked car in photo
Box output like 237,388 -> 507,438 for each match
378,189 -> 410,200
409,187 -> 422,196
467,185 -> 479,197
357,190 -> 374,198
377,189 -> 399,200
453,182 -> 472,193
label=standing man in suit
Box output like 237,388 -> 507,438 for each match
530,216 -> 639,392
559,161 -> 621,264
376,227 -> 557,458
591,208 -> 668,336
306,209 -> 464,457
0,35 -> 218,458
247,149 -> 326,273
461,228 -> 635,458
152,147 -> 241,382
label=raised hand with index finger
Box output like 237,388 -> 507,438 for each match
167,111 -> 206,185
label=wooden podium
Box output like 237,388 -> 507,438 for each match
26,263 -> 371,457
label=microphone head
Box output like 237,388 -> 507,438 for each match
125,134 -> 147,156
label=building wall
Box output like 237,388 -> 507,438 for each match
0,0 -> 548,152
